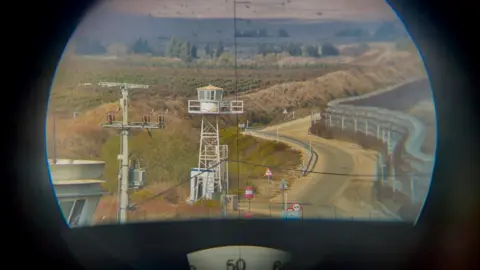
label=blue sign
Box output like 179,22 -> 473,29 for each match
281,210 -> 301,220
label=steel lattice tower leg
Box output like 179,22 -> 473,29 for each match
194,115 -> 222,200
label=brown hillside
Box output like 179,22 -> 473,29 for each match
238,50 -> 426,123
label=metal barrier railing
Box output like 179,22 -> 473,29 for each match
243,129 -> 317,176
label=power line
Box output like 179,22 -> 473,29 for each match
130,158 -> 428,208
230,160 -> 430,178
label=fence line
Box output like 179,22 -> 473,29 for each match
311,78 -> 434,205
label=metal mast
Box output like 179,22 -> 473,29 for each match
98,82 -> 165,224
198,115 -> 221,193
188,85 -> 243,202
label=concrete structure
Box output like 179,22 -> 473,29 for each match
49,159 -> 106,227
187,84 -> 243,201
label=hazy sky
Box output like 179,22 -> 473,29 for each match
92,0 -> 398,21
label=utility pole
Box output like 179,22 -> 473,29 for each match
365,120 -> 368,136
385,130 -> 396,196
98,82 -> 165,224
222,187 -> 227,218
280,179 -> 288,211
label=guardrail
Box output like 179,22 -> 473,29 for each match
316,77 -> 434,204
243,129 -> 318,177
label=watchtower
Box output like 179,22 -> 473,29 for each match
187,85 -> 243,201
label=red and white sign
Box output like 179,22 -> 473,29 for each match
292,203 -> 302,212
264,168 -> 273,177
245,186 -> 254,199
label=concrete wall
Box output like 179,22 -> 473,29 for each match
49,159 -> 105,181
54,182 -> 105,198
50,159 -> 106,227
58,195 -> 102,227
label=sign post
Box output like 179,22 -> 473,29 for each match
280,179 -> 288,211
282,203 -> 302,220
245,186 -> 254,213
264,168 -> 273,183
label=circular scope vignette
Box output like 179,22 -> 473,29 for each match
46,0 -> 436,227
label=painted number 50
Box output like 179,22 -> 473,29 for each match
226,258 -> 246,270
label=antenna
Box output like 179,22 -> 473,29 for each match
98,81 -> 165,224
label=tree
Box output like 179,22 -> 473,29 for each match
218,52 -> 235,66
277,28 -> 290,37
215,41 -> 224,58
106,42 -> 128,56
282,43 -> 302,56
190,44 -> 198,59
321,42 -> 340,56
130,37 -> 152,54
258,28 -> 267,37
334,28 -> 369,38
165,37 -> 181,58
301,44 -> 320,57
179,41 -> 192,62
74,37 -> 106,55
204,43 -> 213,58
301,44 -> 310,57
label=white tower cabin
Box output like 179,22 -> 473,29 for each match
188,85 -> 243,201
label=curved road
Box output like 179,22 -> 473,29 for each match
241,117 -> 400,220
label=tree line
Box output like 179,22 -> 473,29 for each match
257,42 -> 341,57
74,36 -> 366,61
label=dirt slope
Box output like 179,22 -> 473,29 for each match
238,50 -> 426,121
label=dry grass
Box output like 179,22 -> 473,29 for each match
239,49 -> 426,125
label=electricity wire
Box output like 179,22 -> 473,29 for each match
130,158 -> 429,208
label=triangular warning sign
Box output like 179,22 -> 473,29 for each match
264,168 -> 273,176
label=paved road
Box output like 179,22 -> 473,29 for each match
241,117 -> 399,220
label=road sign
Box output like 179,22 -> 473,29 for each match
281,210 -> 301,219
245,186 -> 254,199
283,109 -> 288,115
292,203 -> 302,212
264,168 -> 273,177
